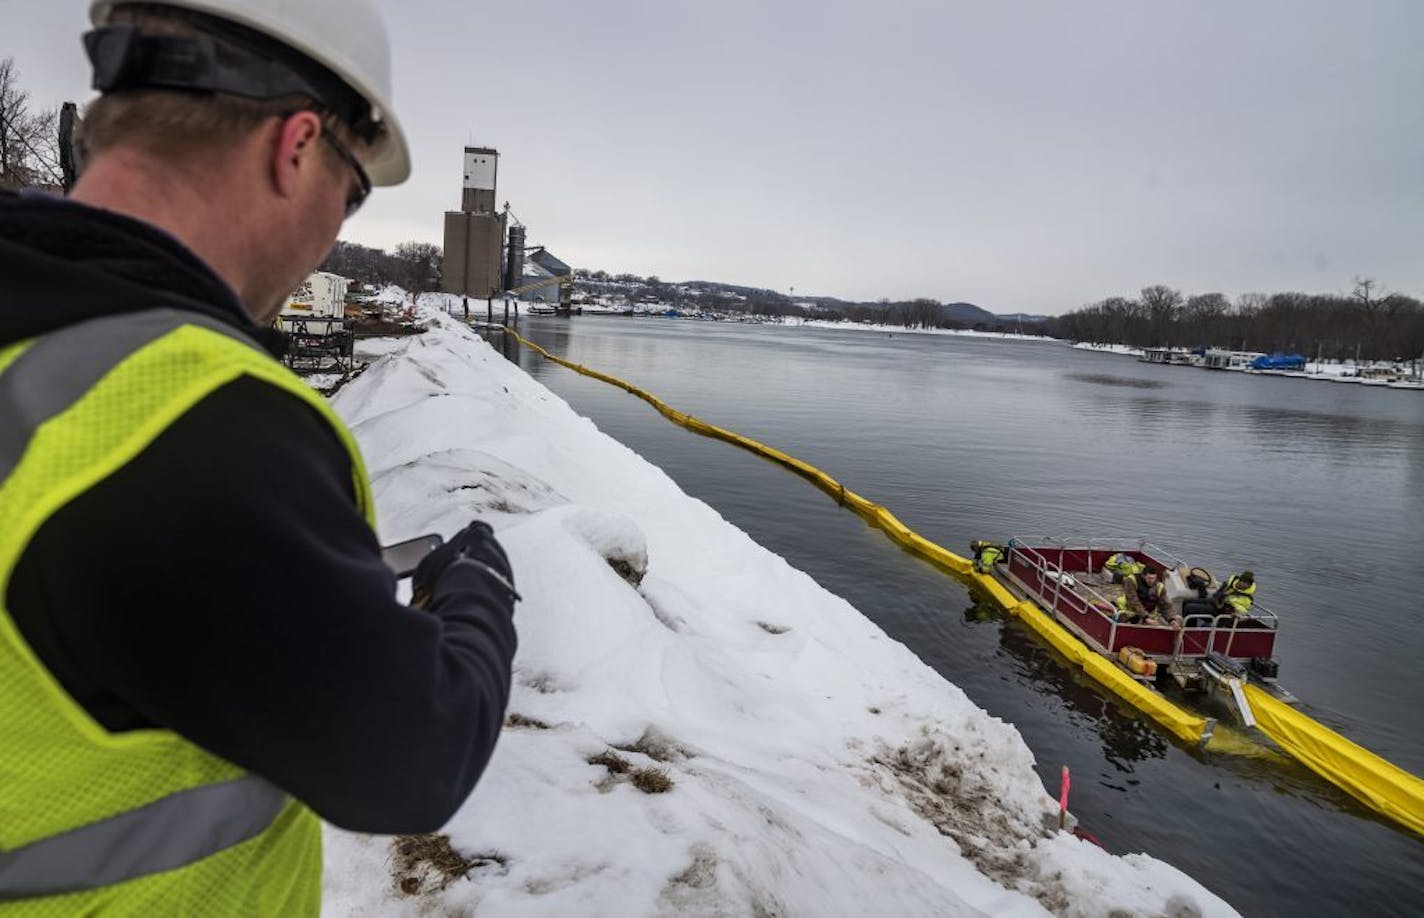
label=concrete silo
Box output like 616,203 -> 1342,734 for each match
442,147 -> 507,299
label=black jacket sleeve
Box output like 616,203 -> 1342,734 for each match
8,376 -> 517,834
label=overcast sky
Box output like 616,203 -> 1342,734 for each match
8,1 -> 1424,313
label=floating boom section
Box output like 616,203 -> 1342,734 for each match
1244,685 -> 1424,836
506,325 -> 1424,836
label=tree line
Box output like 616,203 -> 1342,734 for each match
319,240 -> 442,294
1045,280 -> 1424,361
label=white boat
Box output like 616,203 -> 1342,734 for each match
1201,349 -> 1264,371
1139,347 -> 1202,366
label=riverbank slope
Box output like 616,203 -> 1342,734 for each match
320,313 -> 1234,916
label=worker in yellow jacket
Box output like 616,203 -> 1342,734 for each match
0,2 -> 517,914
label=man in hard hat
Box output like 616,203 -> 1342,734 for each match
0,2 -> 517,913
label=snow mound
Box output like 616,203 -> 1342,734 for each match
322,314 -> 1235,917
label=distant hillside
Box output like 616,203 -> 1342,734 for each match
940,301 -> 997,324
572,269 -> 1054,334
853,299 -> 996,323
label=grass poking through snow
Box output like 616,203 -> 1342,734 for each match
391,834 -> 506,894
631,766 -> 674,794
588,749 -> 632,774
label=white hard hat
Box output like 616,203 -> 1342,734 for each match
90,0 -> 411,185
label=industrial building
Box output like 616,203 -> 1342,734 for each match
442,146 -> 573,311
520,247 -> 572,306
442,147 -> 507,301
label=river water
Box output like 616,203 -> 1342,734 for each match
498,316 -> 1422,916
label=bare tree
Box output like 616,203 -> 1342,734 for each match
1139,285 -> 1183,346
1351,276 -> 1383,357
1181,292 -> 1228,345
0,57 -> 62,189
393,241 -> 442,293
1350,276 -> 1378,311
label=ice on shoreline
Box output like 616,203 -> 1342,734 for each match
321,314 -> 1234,916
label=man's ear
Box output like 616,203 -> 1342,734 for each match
270,110 -> 323,200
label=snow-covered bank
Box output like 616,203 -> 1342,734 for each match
321,314 -> 1233,916
778,316 -> 1060,342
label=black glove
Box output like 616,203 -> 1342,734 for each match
411,521 -> 519,609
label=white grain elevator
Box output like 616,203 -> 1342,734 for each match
442,147 -> 507,298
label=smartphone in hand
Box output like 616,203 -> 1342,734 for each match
380,533 -> 444,579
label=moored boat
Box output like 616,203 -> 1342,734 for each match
984,538 -> 1295,724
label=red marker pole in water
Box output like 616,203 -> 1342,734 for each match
1059,765 -> 1071,830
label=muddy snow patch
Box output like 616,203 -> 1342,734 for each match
867,729 -> 1073,911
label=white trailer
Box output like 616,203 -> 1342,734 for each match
279,272 -> 351,336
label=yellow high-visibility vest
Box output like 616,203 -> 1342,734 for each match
0,310 -> 374,915
974,545 -> 1004,573
1222,575 -> 1256,615
1104,552 -> 1145,578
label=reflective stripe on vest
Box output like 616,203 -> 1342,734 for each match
0,308 -> 369,911
0,309 -> 258,481
0,775 -> 284,900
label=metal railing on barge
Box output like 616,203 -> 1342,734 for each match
1002,537 -> 1278,661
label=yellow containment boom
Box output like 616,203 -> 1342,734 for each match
504,325 -> 1423,835
1244,684 -> 1424,835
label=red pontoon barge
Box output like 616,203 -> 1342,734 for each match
989,538 -> 1295,721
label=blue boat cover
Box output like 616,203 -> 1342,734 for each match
1250,353 -> 1307,370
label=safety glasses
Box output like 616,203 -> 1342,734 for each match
279,110 -> 373,218
319,126 -> 372,219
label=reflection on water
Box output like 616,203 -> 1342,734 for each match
965,594 -> 1169,769
508,317 -> 1424,917
1065,372 -> 1170,389
480,325 -> 521,362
